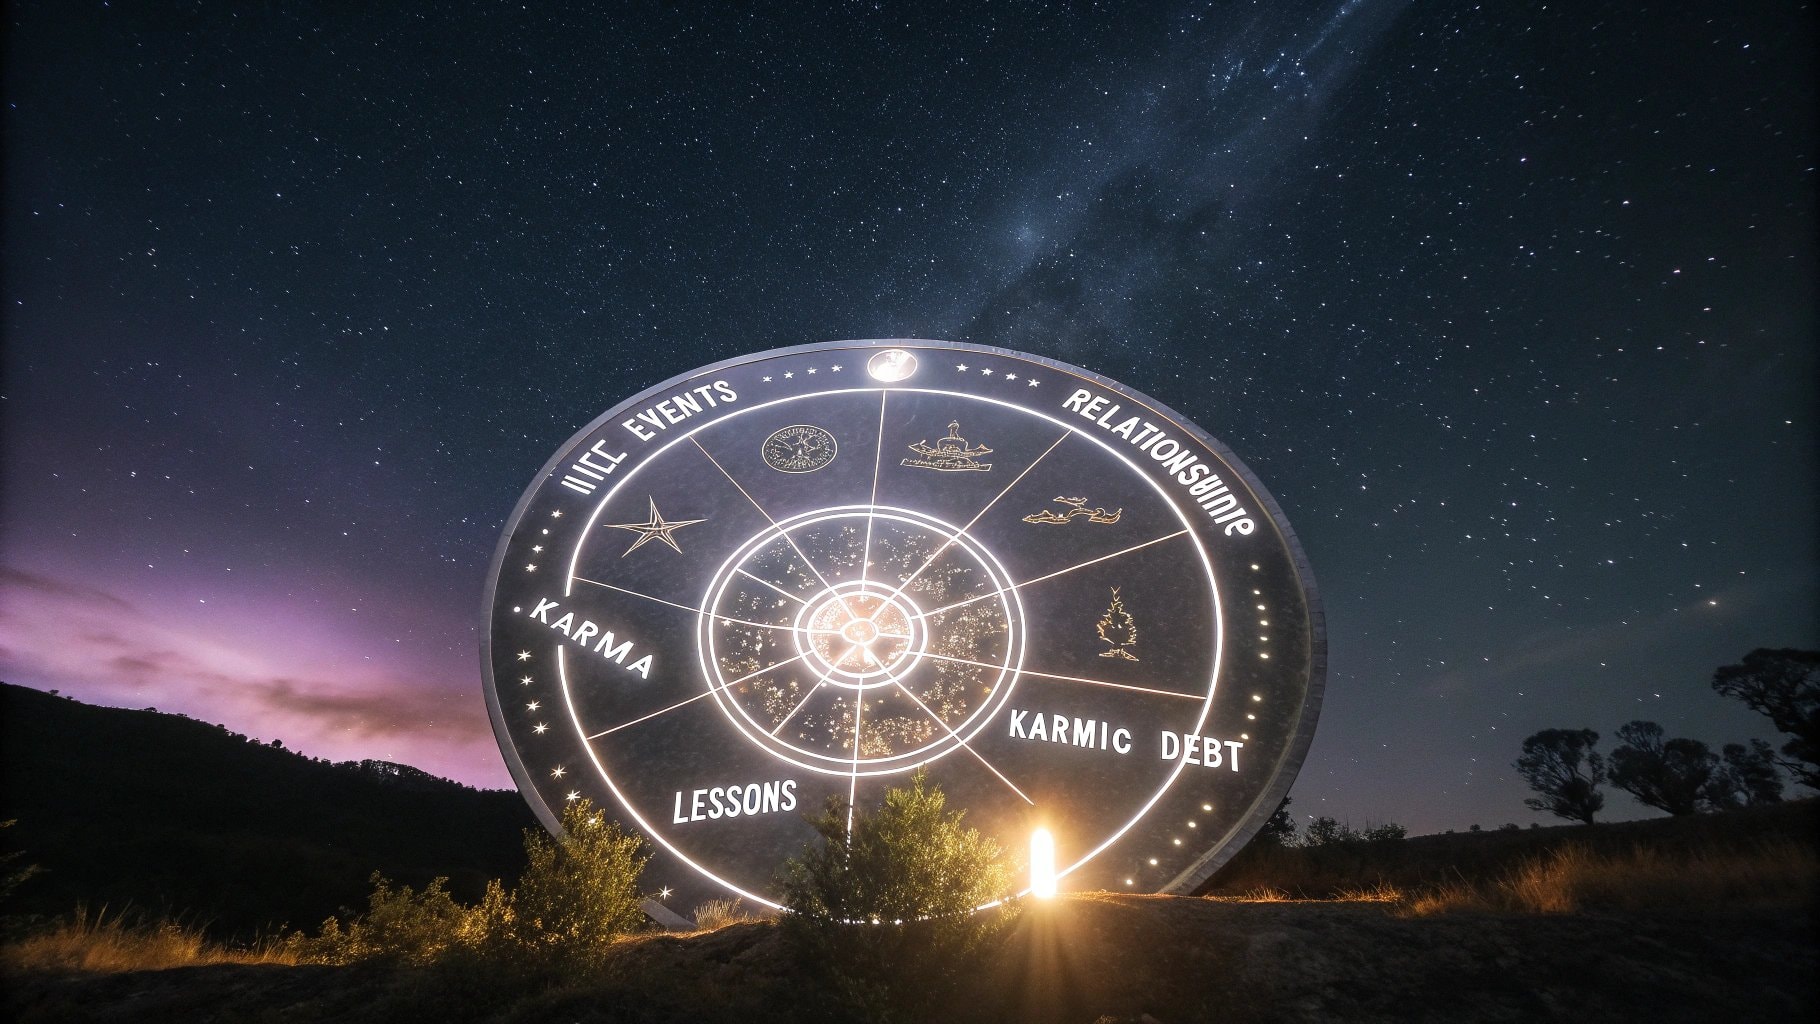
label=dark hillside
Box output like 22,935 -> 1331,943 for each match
1199,799 -> 1820,898
0,683 -> 536,937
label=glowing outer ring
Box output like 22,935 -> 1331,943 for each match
536,385 -> 1224,909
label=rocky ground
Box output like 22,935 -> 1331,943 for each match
6,894 -> 1815,1023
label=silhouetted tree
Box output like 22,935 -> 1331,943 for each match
1711,648 -> 1820,788
1608,720 -> 1717,816
1515,728 -> 1606,824
1704,739 -> 1784,809
1256,796 -> 1297,846
1301,816 -> 1345,847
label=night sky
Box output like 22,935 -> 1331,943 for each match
3,1 -> 1814,835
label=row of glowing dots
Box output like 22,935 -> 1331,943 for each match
1111,562 -> 1273,889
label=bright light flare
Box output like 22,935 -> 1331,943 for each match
1030,827 -> 1057,898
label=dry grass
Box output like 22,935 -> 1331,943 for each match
689,897 -> 764,931
0,907 -> 298,973
1332,882 -> 1405,903
1207,883 -> 1407,904
1404,839 -> 1818,917
1204,885 -> 1292,903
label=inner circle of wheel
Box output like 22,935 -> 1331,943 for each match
697,503 -> 1025,776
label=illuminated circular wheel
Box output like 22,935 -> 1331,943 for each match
483,340 -> 1324,916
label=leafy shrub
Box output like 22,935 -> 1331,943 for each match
287,873 -> 468,965
779,770 -> 1016,1020
473,799 -> 649,971
287,799 -> 649,975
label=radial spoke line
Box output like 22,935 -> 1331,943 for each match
584,651 -> 814,739
861,390 -> 888,586
909,529 -> 1191,622
737,567 -> 810,605
690,437 -> 858,620
924,654 -> 1208,702
885,676 -> 1035,805
845,686 -> 865,835
570,575 -> 792,633
877,429 -> 1071,608
769,680 -> 823,736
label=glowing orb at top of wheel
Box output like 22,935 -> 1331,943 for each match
482,340 -> 1325,915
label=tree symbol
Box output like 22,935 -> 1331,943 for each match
1097,587 -> 1138,660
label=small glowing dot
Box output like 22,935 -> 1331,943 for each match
1256,604 -> 1266,610
1202,803 -> 1213,812
1260,619 -> 1269,626
1251,694 -> 1262,702
1172,838 -> 1182,846
1187,821 -> 1197,828
1125,878 -> 1135,886
1250,564 -> 1260,570
1260,652 -> 1270,659
1246,713 -> 1256,720
1240,733 -> 1250,740
1148,857 -> 1158,865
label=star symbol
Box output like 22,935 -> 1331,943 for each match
1005,373 -> 1018,381
980,367 -> 993,375
762,375 -> 772,382
525,563 -> 537,572
783,371 -> 794,379
551,766 -> 567,778
533,722 -> 549,734
1027,378 -> 1040,387
831,365 -> 842,371
551,510 -> 563,518
520,675 -> 533,685
956,363 -> 969,371
658,886 -> 673,899
565,790 -> 581,802
531,545 -> 543,553
606,497 -> 706,556
517,651 -> 532,661
526,701 -> 541,711
806,366 -> 817,374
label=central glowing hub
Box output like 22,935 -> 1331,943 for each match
800,587 -> 919,686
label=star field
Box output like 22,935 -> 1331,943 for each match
1,1 -> 1813,831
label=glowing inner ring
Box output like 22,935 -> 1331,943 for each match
792,581 -> 926,689
698,504 -> 1024,775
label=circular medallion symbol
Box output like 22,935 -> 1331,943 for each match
761,424 -> 838,473
483,340 -> 1324,914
